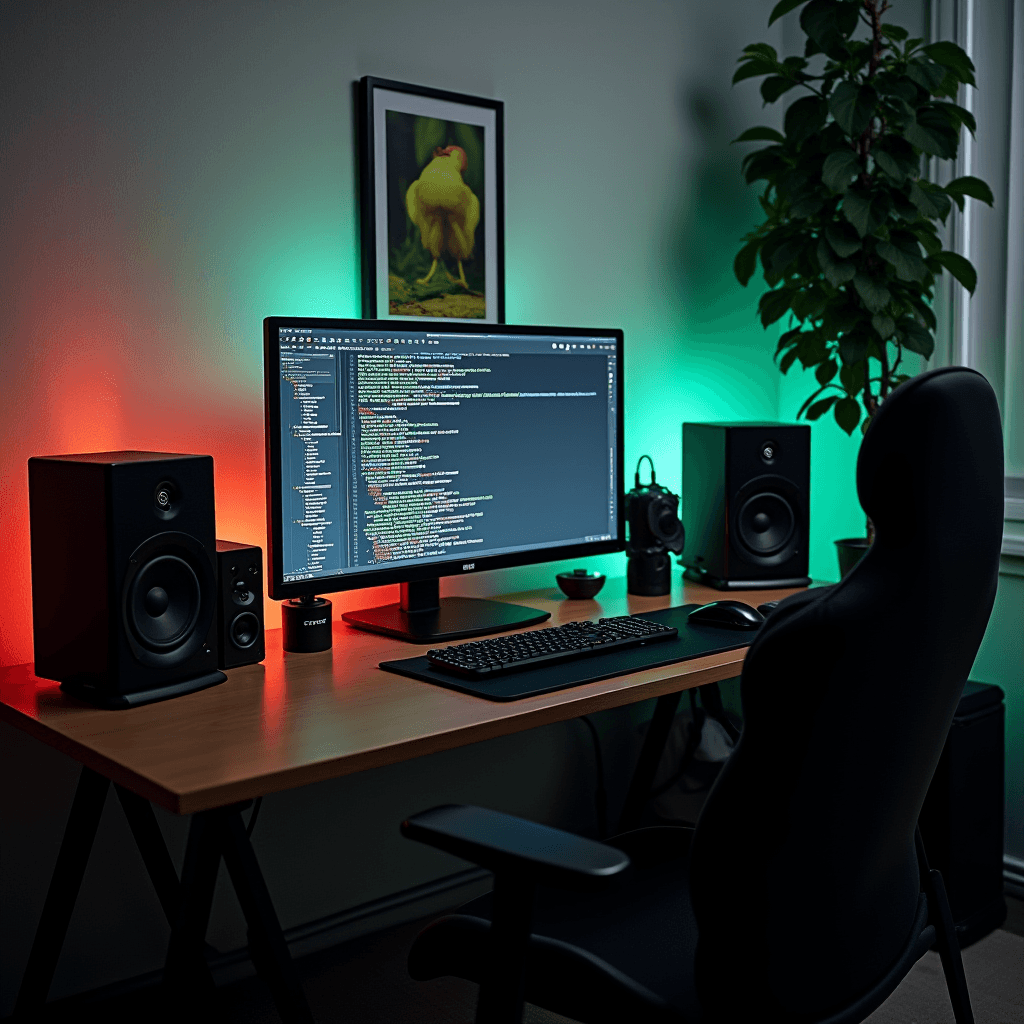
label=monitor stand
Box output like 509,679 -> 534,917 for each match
341,579 -> 550,643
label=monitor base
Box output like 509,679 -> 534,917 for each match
342,596 -> 550,644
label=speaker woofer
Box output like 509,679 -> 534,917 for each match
230,611 -> 261,649
731,474 -> 803,567
129,555 -> 201,649
736,493 -> 796,557
122,532 -> 216,669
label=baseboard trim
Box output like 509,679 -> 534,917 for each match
1005,854 -> 1024,899
11,866 -> 490,1016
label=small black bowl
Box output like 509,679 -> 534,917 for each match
556,569 -> 606,599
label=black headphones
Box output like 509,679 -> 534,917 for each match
625,455 -> 685,556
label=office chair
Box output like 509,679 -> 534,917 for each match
400,366 -> 1005,1024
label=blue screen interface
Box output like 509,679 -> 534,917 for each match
276,326 -> 619,584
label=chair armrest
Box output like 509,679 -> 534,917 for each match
401,805 -> 630,889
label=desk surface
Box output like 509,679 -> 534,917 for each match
0,577 -> 801,815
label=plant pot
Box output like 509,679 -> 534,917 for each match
835,538 -> 870,578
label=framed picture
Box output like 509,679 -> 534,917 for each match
359,76 -> 504,323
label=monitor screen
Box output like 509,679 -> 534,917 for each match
264,317 -> 624,601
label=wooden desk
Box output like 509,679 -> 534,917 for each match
0,576 -> 797,815
0,575 -> 801,1021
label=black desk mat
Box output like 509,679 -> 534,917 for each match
379,605 -> 758,701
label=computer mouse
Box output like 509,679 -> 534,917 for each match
687,600 -> 765,630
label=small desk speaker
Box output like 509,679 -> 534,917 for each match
215,540 -> 265,669
682,422 -> 811,589
28,452 -> 226,707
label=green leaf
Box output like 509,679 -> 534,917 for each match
840,361 -> 865,396
816,237 -> 856,286
923,41 -> 976,86
834,397 -> 862,435
743,43 -> 780,60
734,238 -> 762,286
909,180 -> 951,221
743,148 -> 785,184
815,359 -> 838,385
822,149 -> 861,192
829,81 -> 877,137
842,188 -> 890,236
903,107 -> 959,158
776,327 -> 803,353
791,285 -> 827,320
733,58 -> 779,84
770,237 -> 804,277
784,96 -> 828,145
780,346 -> 801,373
906,295 -> 938,329
733,126 -> 786,144
872,313 -> 896,339
790,192 -> 825,217
899,317 -> 935,357
759,287 -> 793,326
873,149 -> 906,182
933,250 -> 978,293
877,239 -> 927,282
801,0 -> 852,57
768,0 -> 808,25
881,23 -> 909,42
824,220 -> 861,258
944,175 -> 995,206
875,74 -> 918,104
839,332 -> 869,365
853,272 -> 892,313
762,76 -> 799,103
905,58 -> 948,94
933,102 -> 977,135
806,395 -> 839,420
798,332 -> 828,367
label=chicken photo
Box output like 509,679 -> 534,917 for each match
405,144 -> 480,290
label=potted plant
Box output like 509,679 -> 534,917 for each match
731,0 -> 992,573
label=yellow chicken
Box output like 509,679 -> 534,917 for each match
405,145 -> 480,290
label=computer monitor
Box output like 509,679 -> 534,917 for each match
264,317 -> 624,643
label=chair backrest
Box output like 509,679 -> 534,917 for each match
689,367 -> 1004,1022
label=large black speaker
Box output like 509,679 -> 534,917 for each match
215,540 -> 265,670
681,422 -> 811,589
28,452 -> 226,707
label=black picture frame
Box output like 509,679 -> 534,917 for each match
358,76 -> 505,323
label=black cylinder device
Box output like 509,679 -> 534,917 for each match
625,456 -> 685,596
282,595 -> 333,653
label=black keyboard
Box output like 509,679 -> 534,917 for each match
427,615 -> 678,678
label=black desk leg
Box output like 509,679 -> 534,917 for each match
14,767 -> 110,1018
114,785 -> 182,925
220,809 -> 317,1024
617,691 -> 681,833
163,809 -> 223,1000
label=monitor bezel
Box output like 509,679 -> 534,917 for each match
264,316 -> 625,602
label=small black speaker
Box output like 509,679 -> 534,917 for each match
215,540 -> 265,669
28,452 -> 226,707
682,422 -> 811,589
